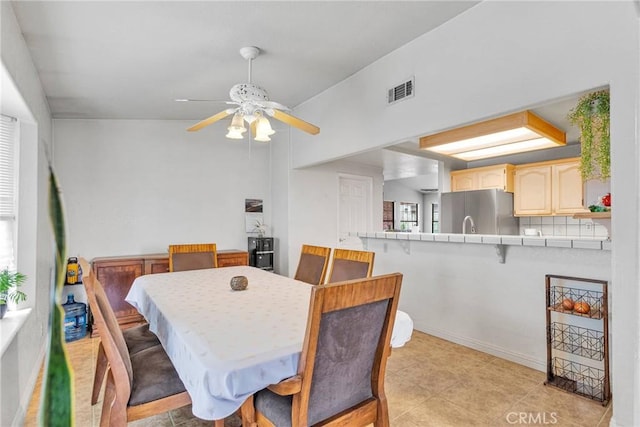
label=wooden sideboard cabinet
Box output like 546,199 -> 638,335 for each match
217,249 -> 250,267
90,250 -> 248,337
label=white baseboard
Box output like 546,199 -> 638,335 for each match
414,323 -> 546,372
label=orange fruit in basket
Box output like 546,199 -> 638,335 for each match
574,301 -> 591,314
561,298 -> 575,310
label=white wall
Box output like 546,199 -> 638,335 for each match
367,238 -> 611,371
1,2 -> 54,425
270,131 -> 290,275
288,2 -> 639,425
286,160 -> 383,277
53,119 -> 272,260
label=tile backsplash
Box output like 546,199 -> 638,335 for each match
519,216 -> 609,238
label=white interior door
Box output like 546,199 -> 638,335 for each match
337,174 -> 372,248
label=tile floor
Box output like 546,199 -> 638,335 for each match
24,331 -> 612,426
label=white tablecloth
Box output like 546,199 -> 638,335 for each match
125,266 -> 412,420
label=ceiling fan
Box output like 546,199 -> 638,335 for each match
185,46 -> 320,141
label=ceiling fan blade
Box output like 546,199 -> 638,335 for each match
175,99 -> 229,103
187,109 -> 233,132
262,100 -> 290,111
268,109 -> 320,135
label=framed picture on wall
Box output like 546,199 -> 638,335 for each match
245,199 -> 264,232
245,199 -> 263,213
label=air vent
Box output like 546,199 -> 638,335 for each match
388,77 -> 414,104
419,188 -> 439,194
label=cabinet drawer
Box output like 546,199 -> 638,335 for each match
91,258 -> 145,337
217,251 -> 249,267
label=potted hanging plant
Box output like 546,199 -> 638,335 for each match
0,267 -> 27,319
567,90 -> 610,180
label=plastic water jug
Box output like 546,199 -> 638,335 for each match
62,294 -> 87,342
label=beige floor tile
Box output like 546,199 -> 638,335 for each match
597,403 -> 613,426
460,363 -> 542,396
395,358 -> 466,394
128,412 -> 173,426
393,396 -> 494,427
499,383 -> 609,427
386,350 -> 422,373
24,332 -> 613,427
385,374 -> 432,420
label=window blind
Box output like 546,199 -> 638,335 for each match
0,114 -> 17,269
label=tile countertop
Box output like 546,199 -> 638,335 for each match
352,232 -> 610,251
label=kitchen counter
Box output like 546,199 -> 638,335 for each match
351,231 -> 610,251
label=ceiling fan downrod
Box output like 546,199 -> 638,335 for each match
239,46 -> 260,84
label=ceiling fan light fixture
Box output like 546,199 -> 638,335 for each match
226,113 -> 247,139
255,117 -> 274,142
419,111 -> 566,161
254,134 -> 271,142
225,128 -> 245,139
186,46 -> 320,137
256,116 -> 275,136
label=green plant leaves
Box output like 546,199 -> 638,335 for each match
39,167 -> 74,426
567,90 -> 610,180
0,268 -> 27,305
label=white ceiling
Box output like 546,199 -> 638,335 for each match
8,1 -> 586,193
10,0 -> 479,120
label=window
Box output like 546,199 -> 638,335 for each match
0,115 -> 18,270
398,202 -> 418,231
432,203 -> 439,233
383,201 -> 394,230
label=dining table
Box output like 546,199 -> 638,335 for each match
125,265 -> 412,421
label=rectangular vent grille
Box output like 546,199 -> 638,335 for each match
388,77 -> 414,104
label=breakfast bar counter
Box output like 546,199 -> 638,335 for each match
350,230 -> 611,374
351,231 -> 610,251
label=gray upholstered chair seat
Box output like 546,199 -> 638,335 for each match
123,324 -> 160,355
254,391 -> 294,427
91,323 -> 161,405
129,345 -> 187,406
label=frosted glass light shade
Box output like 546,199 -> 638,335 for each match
255,116 -> 275,142
226,113 -> 247,139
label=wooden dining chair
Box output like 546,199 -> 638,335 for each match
326,248 -> 375,283
79,257 -> 194,426
168,243 -> 218,272
242,273 -> 403,427
293,244 -> 332,285
78,259 -> 162,405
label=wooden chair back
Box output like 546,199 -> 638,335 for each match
326,248 -> 375,283
78,258 -> 191,426
168,243 -> 218,272
252,273 -> 403,426
293,244 -> 332,285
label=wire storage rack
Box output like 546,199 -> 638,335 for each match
545,275 -> 610,405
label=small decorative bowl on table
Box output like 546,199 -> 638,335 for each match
230,275 -> 248,291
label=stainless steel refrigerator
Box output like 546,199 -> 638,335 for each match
440,189 -> 518,235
